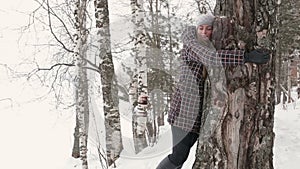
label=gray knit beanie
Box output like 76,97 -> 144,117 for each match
196,13 -> 215,27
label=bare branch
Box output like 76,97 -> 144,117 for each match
195,0 -> 213,14
45,0 -> 74,53
84,58 -> 100,71
0,63 -> 14,75
37,63 -> 75,71
83,66 -> 101,73
34,0 -> 74,43
0,98 -> 13,108
33,62 -> 100,75
97,145 -> 109,169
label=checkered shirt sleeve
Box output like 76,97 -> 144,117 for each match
182,26 -> 245,66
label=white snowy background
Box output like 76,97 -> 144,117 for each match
1,0 -> 300,169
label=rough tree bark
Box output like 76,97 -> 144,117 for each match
94,0 -> 123,166
193,0 -> 277,169
72,0 -> 90,168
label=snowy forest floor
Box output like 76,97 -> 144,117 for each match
1,90 -> 300,169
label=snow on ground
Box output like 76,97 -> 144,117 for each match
274,92 -> 300,169
114,101 -> 196,169
1,93 -> 300,169
112,96 -> 300,169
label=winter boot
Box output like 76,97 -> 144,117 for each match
156,156 -> 183,169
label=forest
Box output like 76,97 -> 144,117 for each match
1,0 -> 300,169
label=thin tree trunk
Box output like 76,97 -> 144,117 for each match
72,117 -> 80,158
282,54 -> 288,107
275,56 -> 282,104
147,0 -> 166,145
298,63 -> 300,98
94,0 -> 123,166
130,0 -> 149,154
287,59 -> 292,102
72,0 -> 89,168
166,0 -> 173,120
275,30 -> 282,105
194,0 -> 277,168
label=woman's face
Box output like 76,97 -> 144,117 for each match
197,25 -> 213,39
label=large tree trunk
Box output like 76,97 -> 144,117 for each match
94,0 -> 123,166
193,0 -> 277,169
72,0 -> 90,168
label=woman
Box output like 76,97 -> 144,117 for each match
156,13 -> 270,169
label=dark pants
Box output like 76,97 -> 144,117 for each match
156,126 -> 199,169
168,126 -> 199,166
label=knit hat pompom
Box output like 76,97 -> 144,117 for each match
196,13 -> 215,27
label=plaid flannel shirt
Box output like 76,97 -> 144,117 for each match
167,26 -> 245,133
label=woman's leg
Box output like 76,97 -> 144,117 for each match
156,126 -> 199,169
169,126 -> 199,166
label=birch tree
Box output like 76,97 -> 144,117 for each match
193,0 -> 278,168
145,0 -> 175,146
72,0 -> 90,168
94,0 -> 123,166
130,0 -> 149,154
129,0 -> 178,152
